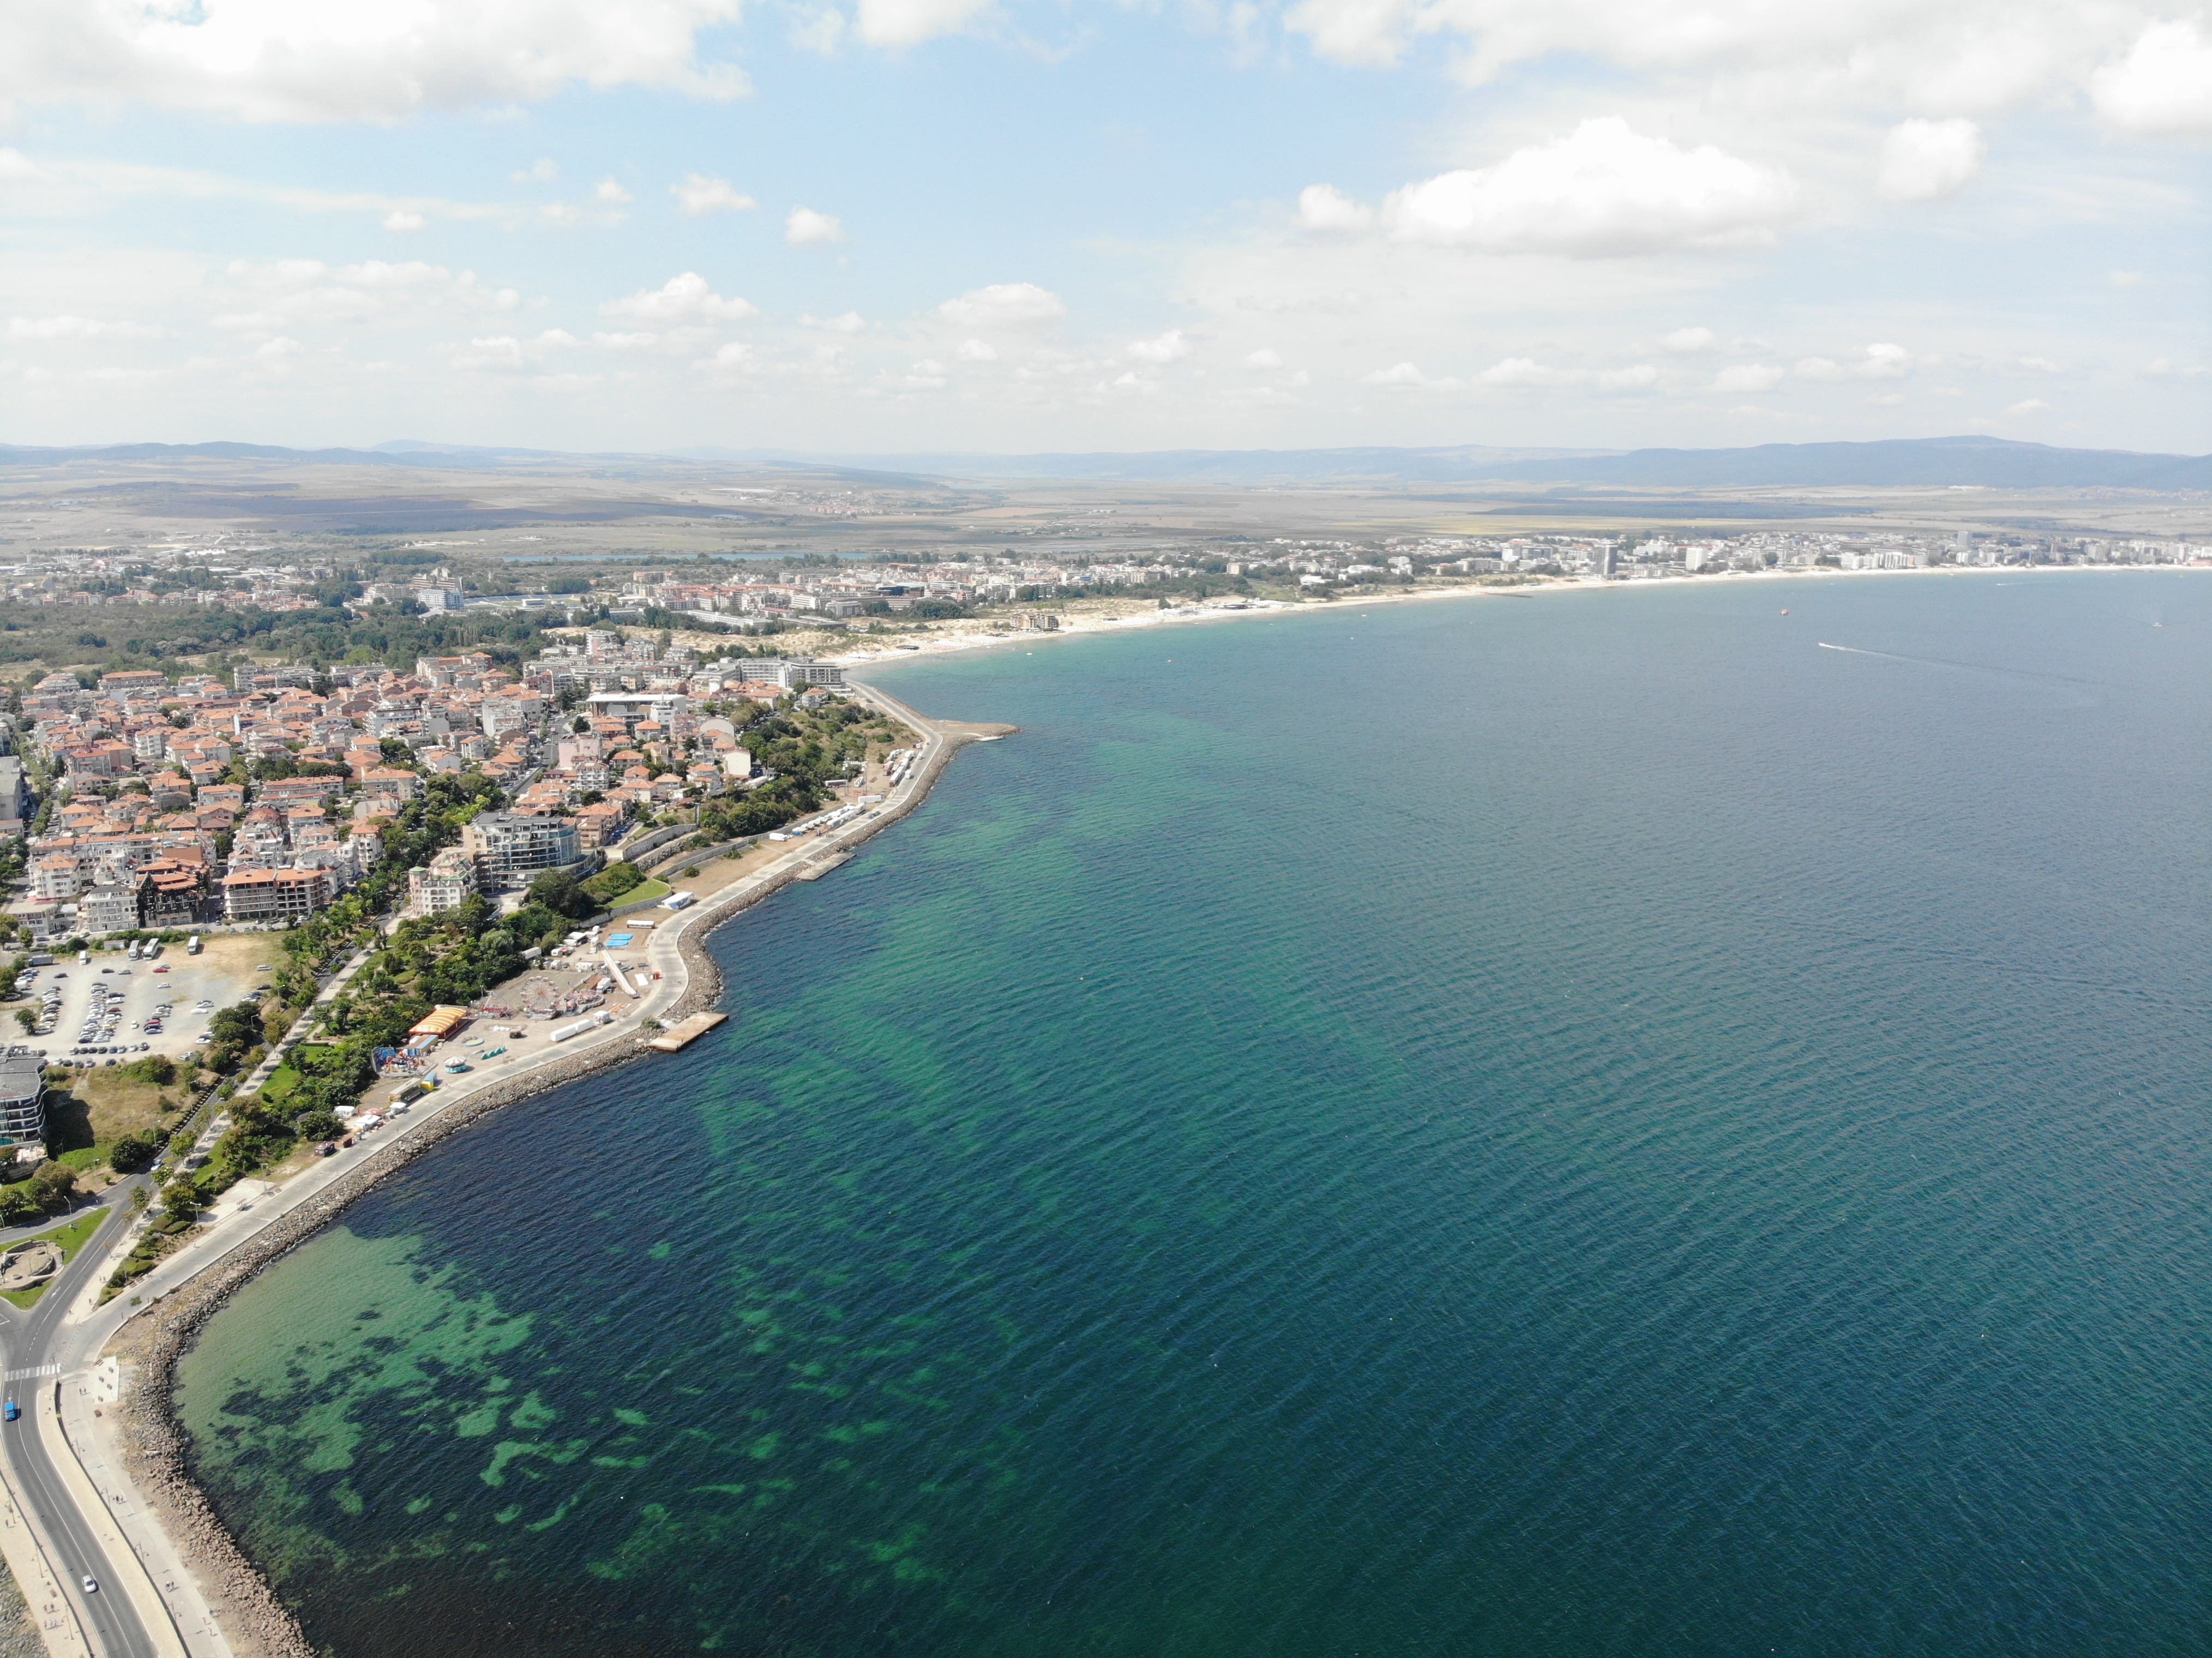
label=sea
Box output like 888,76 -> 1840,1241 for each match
176,571 -> 2212,1658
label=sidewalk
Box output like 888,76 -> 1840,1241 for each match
21,687 -> 967,1658
56,1364 -> 217,1657
0,1445 -> 91,1658
41,1373 -> 188,1658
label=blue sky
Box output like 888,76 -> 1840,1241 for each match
0,1 -> 2206,455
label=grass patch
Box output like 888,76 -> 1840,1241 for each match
259,1064 -> 303,1106
610,879 -> 670,909
61,1066 -> 175,1146
1,1205 -> 115,1308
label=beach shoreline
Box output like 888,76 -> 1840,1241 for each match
822,560 -> 2207,674
49,683 -> 1003,1658
41,556 -> 2202,1658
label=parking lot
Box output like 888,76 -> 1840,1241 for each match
17,934 -> 285,1066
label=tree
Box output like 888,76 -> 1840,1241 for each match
11,1009 -> 32,1036
0,1187 -> 39,1227
294,1109 -> 344,1142
527,869 -> 597,921
109,1132 -> 159,1174
31,1162 -> 76,1215
159,1179 -> 201,1220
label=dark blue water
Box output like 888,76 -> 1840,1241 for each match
178,572 -> 2212,1656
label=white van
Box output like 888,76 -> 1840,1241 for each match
187,935 -> 202,956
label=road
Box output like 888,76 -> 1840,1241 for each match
0,1185 -> 161,1658
0,696 -> 964,1658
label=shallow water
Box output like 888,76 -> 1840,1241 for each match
178,572 -> 2212,1656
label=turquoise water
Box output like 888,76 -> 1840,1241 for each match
178,573 -> 2212,1657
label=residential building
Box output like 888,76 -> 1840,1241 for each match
462,812 -> 581,889
408,846 -> 478,915
221,866 -> 334,922
0,1054 -> 45,1143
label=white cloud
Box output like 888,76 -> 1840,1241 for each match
803,311 -> 867,333
1362,362 -> 1463,388
1477,356 -> 1566,385
2110,269 -> 2143,287
1876,118 -> 1985,202
1128,329 -> 1193,363
1595,363 -> 1657,389
602,271 -> 757,322
253,335 -> 304,359
785,207 -> 845,245
1796,343 -> 1914,380
512,159 -> 560,183
1471,355 -> 1652,388
216,257 -> 521,327
789,5 -> 847,52
596,178 -> 634,205
452,329 -> 576,370
855,0 -> 995,47
1712,362 -> 1784,391
6,315 -> 164,341
1283,0 -> 2127,120
672,173 -> 756,215
592,332 -> 662,350
382,209 -> 426,232
0,1 -> 750,123
1662,326 -> 1717,352
695,340 -> 759,382
955,338 -> 998,361
2016,355 -> 2061,373
0,149 -> 49,182
2007,398 -> 2051,413
2092,20 -> 2212,136
1297,184 -> 1375,232
1382,119 -> 1798,256
937,283 -> 1066,327
1245,347 -> 1284,368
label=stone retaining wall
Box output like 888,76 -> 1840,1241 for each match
104,696 -> 1000,1658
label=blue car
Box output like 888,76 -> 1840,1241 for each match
4,1401 -> 19,1423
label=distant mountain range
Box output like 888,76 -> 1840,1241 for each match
0,434 -> 2205,490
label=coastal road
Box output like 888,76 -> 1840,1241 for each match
0,689 -> 968,1658
0,1188 -> 167,1658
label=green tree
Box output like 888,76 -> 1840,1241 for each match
527,869 -> 597,920
109,1132 -> 160,1174
159,1179 -> 202,1220
31,1162 -> 76,1215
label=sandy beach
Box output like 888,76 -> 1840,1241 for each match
820,560 -> 2201,677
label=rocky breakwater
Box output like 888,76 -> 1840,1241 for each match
106,1031 -> 664,1658
103,692 -> 1011,1658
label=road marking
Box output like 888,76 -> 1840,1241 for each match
4,1365 -> 59,1382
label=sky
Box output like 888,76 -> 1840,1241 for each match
0,0 -> 2206,456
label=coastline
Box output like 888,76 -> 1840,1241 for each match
42,558 -> 2200,1658
68,684 -> 1007,1658
822,560 -> 2209,673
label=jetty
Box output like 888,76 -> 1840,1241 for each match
794,851 -> 852,882
648,1011 -> 728,1052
